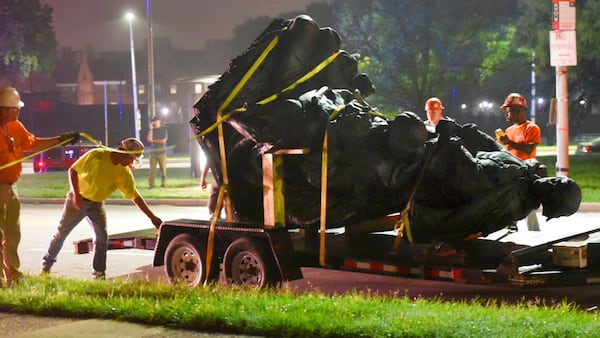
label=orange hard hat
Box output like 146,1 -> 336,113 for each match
425,97 -> 444,111
500,93 -> 527,109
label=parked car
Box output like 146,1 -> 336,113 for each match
576,136 -> 600,154
63,141 -> 99,169
33,147 -> 65,173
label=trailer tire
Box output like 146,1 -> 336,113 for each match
164,234 -> 219,287
223,238 -> 280,289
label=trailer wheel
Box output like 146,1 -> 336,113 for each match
223,238 -> 280,289
164,234 -> 219,287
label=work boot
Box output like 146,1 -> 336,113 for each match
40,266 -> 51,276
7,271 -> 23,286
92,271 -> 106,280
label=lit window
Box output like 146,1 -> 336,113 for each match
195,84 -> 203,94
170,84 -> 177,94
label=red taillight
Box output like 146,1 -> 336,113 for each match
583,145 -> 591,153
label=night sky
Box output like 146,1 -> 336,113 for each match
42,0 -> 318,51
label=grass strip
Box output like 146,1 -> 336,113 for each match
0,276 -> 598,337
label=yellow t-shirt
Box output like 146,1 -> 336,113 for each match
71,148 -> 139,202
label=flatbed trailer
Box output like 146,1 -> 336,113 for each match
72,145 -> 600,288
73,218 -> 600,288
69,14 -> 598,290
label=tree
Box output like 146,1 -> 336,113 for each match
0,0 -> 57,82
330,0 -> 522,113
515,0 -> 600,135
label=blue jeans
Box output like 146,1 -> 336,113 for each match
42,192 -> 107,273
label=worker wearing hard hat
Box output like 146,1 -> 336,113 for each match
41,137 -> 163,279
424,97 -> 449,133
497,93 -> 541,161
497,92 -> 542,231
424,97 -> 445,125
0,86 -> 79,286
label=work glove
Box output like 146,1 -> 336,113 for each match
59,131 -> 81,145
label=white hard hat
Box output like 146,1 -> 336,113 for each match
121,137 -> 145,157
0,87 -> 25,108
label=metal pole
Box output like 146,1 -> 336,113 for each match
530,51 -> 536,124
127,14 -> 140,140
555,65 -> 569,177
146,0 -> 156,119
104,82 -> 108,145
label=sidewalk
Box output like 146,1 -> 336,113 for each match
1,311 -> 256,337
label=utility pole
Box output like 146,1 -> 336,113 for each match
126,12 -> 140,140
146,0 -> 156,120
530,51 -> 536,124
550,0 -> 576,177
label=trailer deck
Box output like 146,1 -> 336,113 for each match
72,220 -> 600,288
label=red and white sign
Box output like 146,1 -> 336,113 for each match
552,0 -> 576,31
550,30 -> 577,66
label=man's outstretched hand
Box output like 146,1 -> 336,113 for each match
59,131 -> 81,144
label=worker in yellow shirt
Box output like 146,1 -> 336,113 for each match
41,138 -> 162,279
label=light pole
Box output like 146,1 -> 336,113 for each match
126,12 -> 140,140
146,0 -> 156,120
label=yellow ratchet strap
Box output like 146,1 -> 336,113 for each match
204,109 -> 235,284
0,131 -> 99,171
319,104 -> 346,267
257,50 -> 343,106
390,207 -> 414,256
203,32 -> 284,283
218,33 -> 283,113
204,182 -> 228,286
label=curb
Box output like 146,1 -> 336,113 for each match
579,202 -> 600,212
21,199 -> 599,212
21,198 -> 207,207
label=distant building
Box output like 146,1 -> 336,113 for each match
17,37 -> 223,126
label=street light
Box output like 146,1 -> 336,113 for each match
125,12 -> 140,140
146,0 -> 156,120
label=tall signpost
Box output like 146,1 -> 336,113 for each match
146,0 -> 156,120
550,0 -> 576,177
126,12 -> 141,140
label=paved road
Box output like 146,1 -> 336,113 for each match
20,203 -> 207,279
17,203 -> 600,308
8,202 -> 600,337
